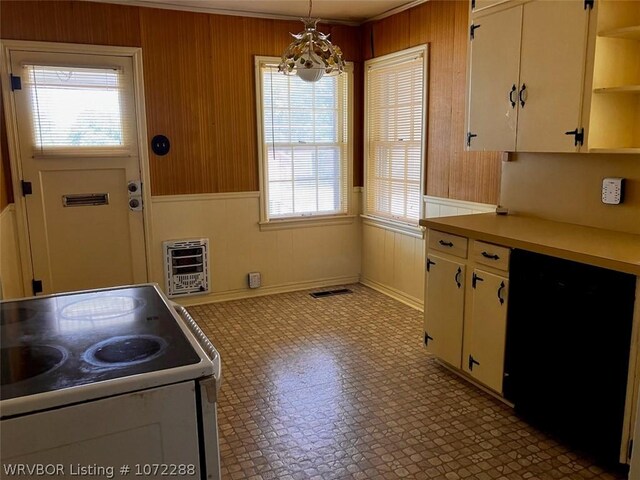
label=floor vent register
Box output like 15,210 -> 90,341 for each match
310,288 -> 353,299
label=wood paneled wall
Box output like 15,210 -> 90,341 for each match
1,0 -> 497,203
0,0 -> 362,196
362,0 -> 501,204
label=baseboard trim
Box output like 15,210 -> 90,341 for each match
359,277 -> 423,312
171,275 -> 361,306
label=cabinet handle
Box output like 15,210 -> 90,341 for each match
438,240 -> 454,247
472,272 -> 484,288
454,267 -> 462,288
509,84 -> 517,108
497,281 -> 506,305
481,251 -> 500,260
519,83 -> 527,108
468,354 -> 480,371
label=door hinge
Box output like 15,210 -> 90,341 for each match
426,258 -> 436,272
472,272 -> 484,288
471,0 -> 476,10
468,354 -> 480,371
10,74 -> 22,91
21,180 -> 33,196
424,332 -> 434,346
564,127 -> 584,146
584,0 -> 594,10
32,279 -> 43,295
470,23 -> 481,40
466,132 -> 477,147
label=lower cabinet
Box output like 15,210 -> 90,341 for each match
424,230 -> 510,395
462,269 -> 509,393
424,254 -> 465,368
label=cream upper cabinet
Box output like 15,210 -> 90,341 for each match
467,5 -> 523,151
467,0 -> 592,153
424,254 -> 466,368
462,269 -> 509,394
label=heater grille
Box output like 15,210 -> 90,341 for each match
163,239 -> 209,297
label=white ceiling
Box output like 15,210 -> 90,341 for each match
96,0 -> 426,25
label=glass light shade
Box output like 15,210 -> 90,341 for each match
297,68 -> 324,83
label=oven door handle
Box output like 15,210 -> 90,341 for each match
172,303 -> 222,399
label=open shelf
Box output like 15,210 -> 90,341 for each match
588,148 -> 640,154
598,25 -> 640,40
594,85 -> 640,94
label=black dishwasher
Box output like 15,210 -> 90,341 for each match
504,249 -> 636,465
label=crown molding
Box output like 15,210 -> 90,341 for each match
83,0 -> 429,26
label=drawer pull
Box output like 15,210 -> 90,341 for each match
497,281 -> 505,305
454,267 -> 462,288
438,240 -> 454,247
481,251 -> 500,260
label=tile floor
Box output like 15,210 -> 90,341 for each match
190,284 -> 628,480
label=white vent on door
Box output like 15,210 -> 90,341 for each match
163,238 -> 209,297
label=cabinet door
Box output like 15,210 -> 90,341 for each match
516,0 -> 590,152
463,269 -> 509,393
467,5 -> 522,151
424,254 -> 465,368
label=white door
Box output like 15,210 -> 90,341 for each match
8,50 -> 147,295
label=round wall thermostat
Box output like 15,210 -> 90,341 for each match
151,135 -> 170,156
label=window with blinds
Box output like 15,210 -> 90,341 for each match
365,46 -> 428,225
23,64 -> 133,155
256,59 -> 351,221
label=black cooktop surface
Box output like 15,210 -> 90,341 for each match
0,285 -> 201,401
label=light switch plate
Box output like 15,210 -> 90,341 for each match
602,177 -> 624,205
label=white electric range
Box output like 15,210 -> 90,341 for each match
0,283 -> 221,480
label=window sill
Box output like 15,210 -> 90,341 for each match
361,214 -> 425,239
259,214 -> 357,231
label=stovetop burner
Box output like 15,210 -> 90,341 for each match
84,335 -> 167,367
0,345 -> 68,385
60,296 -> 144,321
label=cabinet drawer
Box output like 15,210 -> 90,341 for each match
472,241 -> 510,271
428,230 -> 468,258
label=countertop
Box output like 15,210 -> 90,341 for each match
419,213 -> 640,276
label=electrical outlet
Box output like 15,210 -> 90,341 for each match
602,177 -> 624,205
248,272 -> 261,289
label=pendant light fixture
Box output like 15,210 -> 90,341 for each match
278,0 -> 346,83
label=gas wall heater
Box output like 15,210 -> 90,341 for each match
163,238 -> 210,297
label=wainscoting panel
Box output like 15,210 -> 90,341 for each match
0,205 -> 24,299
361,196 -> 496,311
150,192 -> 361,305
424,195 -> 496,218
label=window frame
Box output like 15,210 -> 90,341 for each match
363,45 -> 428,238
254,56 -> 354,230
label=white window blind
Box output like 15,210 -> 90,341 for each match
258,62 -> 349,220
365,49 -> 426,225
23,64 -> 133,155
